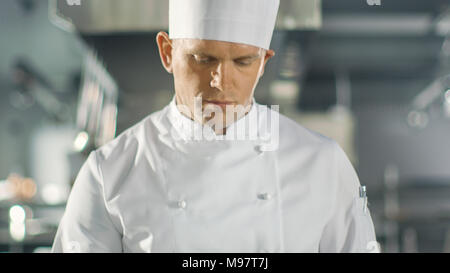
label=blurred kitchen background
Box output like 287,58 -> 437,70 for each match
1,0 -> 450,253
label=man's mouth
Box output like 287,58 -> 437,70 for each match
204,100 -> 235,107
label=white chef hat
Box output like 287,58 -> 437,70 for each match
169,0 -> 280,50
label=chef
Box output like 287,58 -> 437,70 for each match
52,0 -> 379,253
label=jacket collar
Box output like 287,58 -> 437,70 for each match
166,95 -> 279,150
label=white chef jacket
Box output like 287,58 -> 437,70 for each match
52,96 -> 378,253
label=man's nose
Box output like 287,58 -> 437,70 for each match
210,62 -> 232,91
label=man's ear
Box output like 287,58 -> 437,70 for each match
156,31 -> 174,74
259,49 -> 275,77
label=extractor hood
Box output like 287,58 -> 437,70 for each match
49,0 -> 321,33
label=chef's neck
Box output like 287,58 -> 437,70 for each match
174,96 -> 253,136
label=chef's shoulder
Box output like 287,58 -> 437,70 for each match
92,108 -> 165,170
277,112 -> 360,194
277,111 -> 337,153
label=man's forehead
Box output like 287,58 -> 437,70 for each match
174,38 -> 262,55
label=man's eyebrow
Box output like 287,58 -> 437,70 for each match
190,52 -> 216,58
190,52 -> 261,60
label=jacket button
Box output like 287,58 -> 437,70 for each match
177,200 -> 187,209
257,193 -> 272,200
254,145 -> 264,154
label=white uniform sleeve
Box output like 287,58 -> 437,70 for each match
319,142 -> 379,253
51,151 -> 123,252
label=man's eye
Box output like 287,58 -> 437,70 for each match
235,60 -> 252,66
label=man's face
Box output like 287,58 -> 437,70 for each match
157,32 -> 274,133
